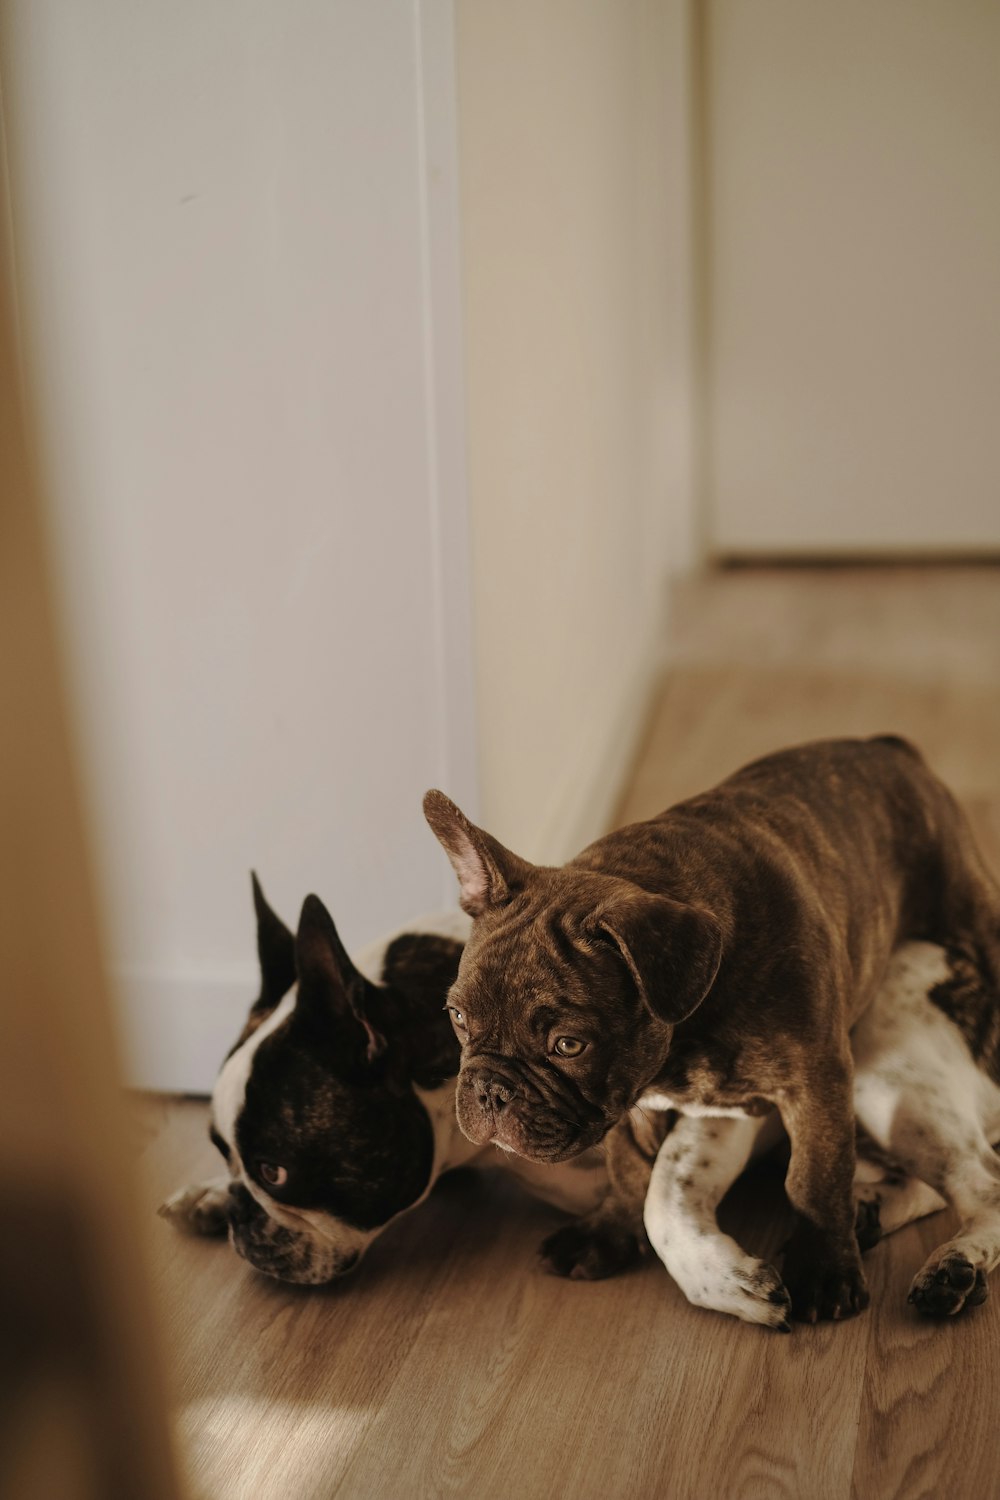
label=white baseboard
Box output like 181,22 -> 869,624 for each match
531,599 -> 668,866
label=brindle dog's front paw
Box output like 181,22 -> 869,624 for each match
159,1178 -> 231,1237
908,1252 -> 989,1317
539,1220 -> 641,1281
782,1242 -> 869,1323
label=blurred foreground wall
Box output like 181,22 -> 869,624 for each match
0,216 -> 178,1500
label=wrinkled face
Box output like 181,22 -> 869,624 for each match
445,878 -> 670,1163
210,994 -> 436,1284
422,790 -> 724,1165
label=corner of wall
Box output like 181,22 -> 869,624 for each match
532,588 -> 669,861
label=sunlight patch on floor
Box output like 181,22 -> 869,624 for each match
178,1395 -> 366,1498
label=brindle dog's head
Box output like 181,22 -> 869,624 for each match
209,877 -> 461,1284
423,792 -> 723,1163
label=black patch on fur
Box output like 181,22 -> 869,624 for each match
379,932 -> 464,1088
294,894 -> 384,1060
226,875 -> 297,1058
253,872 -> 297,1005
854,1198 -> 882,1254
930,946 -> 1000,1085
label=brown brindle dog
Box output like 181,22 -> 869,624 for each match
423,736 -> 1000,1325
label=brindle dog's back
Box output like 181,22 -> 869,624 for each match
574,735 -> 999,1030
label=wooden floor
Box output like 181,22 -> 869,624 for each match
140,567 -> 1000,1500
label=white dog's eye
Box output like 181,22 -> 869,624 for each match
447,1005 -> 467,1030
258,1162 -> 288,1188
553,1036 -> 586,1058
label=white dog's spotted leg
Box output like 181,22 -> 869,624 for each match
643,1114 -> 791,1330
851,941 -> 1000,1316
907,1143 -> 1000,1316
853,1172 -> 946,1245
158,1176 -> 231,1236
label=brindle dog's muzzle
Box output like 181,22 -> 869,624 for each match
460,1065 -> 520,1139
456,1058 -> 606,1163
226,1183 -> 360,1286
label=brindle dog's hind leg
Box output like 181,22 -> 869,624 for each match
539,1109 -> 671,1280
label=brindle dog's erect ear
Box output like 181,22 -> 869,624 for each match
594,891 -> 724,1025
422,790 -> 534,917
251,871 -> 296,1007
294,894 -> 386,1062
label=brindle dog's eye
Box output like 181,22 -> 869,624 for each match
553,1036 -> 586,1058
447,1005 -> 467,1031
258,1162 -> 288,1188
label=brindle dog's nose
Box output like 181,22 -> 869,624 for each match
477,1077 -> 516,1114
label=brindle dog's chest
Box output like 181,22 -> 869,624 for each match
638,1049 -> 776,1119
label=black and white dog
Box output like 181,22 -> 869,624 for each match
163,880 -> 1000,1318
160,878 -> 608,1283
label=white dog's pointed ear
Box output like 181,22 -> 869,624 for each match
593,891 -> 724,1025
251,871 -> 296,1007
423,790 -> 534,917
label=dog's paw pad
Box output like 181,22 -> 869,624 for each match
854,1198 -> 883,1254
538,1222 -> 640,1281
159,1181 -> 230,1237
670,1253 -> 792,1330
909,1253 -> 989,1317
735,1262 -> 793,1330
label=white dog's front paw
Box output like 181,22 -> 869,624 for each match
158,1177 -> 230,1236
666,1241 -> 792,1331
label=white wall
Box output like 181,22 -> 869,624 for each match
706,0 -> 1000,556
1,1 -> 477,1090
455,0 -> 698,862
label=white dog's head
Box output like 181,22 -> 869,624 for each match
208,878 -> 466,1284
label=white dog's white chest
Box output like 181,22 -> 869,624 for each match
636,1090 -> 759,1120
